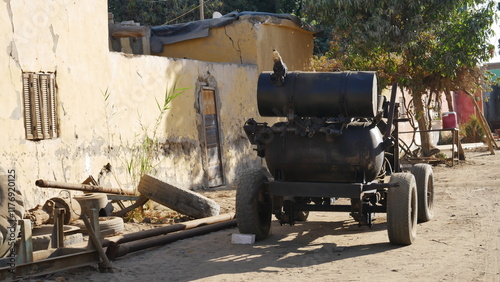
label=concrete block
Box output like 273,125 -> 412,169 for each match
231,233 -> 255,244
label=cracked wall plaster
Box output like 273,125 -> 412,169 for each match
1,0 -> 268,209
9,92 -> 22,120
49,25 -> 59,53
156,15 -> 313,72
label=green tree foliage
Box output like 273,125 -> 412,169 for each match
108,0 -> 306,26
109,0 -> 224,25
305,0 -> 496,155
277,0 -> 304,15
221,0 -> 277,13
460,114 -> 485,143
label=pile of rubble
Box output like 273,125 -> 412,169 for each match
0,174 -> 234,280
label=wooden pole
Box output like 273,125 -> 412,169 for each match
455,129 -> 466,161
199,0 -> 204,20
463,90 -> 497,154
464,90 -> 498,148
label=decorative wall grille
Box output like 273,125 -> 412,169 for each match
22,72 -> 58,140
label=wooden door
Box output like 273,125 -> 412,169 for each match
202,89 -> 223,187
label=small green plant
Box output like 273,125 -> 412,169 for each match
102,88 -> 115,154
101,82 -> 187,221
459,114 -> 485,143
434,152 -> 447,160
126,81 -> 188,190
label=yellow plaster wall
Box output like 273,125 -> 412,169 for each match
0,0 -> 266,209
256,22 -> 314,72
156,15 -> 314,72
157,20 -> 258,65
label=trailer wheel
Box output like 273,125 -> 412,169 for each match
411,164 -> 434,222
387,173 -> 417,245
236,169 -> 272,240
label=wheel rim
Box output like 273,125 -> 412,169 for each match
426,176 -> 434,211
410,184 -> 418,234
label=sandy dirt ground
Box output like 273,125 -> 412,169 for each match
47,148 -> 499,281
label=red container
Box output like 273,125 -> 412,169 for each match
442,112 -> 458,129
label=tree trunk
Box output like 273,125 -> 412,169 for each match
445,89 -> 454,112
413,92 -> 433,156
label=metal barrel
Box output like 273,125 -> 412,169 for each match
257,71 -> 378,118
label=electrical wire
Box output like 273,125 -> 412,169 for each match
163,0 -> 213,25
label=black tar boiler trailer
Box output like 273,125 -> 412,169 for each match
237,71 -> 434,245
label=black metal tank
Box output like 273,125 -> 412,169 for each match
257,71 -> 378,118
264,122 -> 384,183
251,70 -> 383,183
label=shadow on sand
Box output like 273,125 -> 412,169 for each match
108,216 -> 407,281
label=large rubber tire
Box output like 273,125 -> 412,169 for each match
31,225 -> 84,251
138,174 -> 220,219
411,164 -> 434,222
0,168 -> 25,257
236,169 -> 272,241
387,173 -> 418,245
74,216 -> 125,237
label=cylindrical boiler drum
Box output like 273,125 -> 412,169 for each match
264,123 -> 384,183
257,71 -> 378,118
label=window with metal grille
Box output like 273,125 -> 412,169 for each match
22,72 -> 58,140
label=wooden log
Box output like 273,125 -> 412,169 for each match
110,25 -> 148,38
137,174 -> 220,219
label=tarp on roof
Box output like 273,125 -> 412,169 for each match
150,11 -> 315,53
